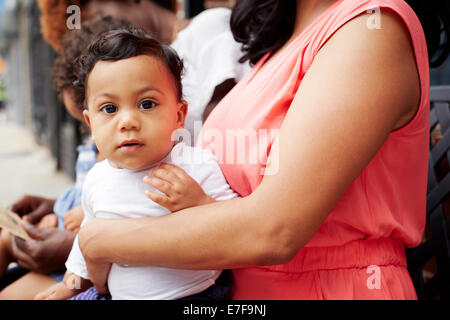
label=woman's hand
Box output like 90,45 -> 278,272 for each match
77,218 -> 112,294
85,258 -> 111,295
143,162 -> 215,212
63,206 -> 85,232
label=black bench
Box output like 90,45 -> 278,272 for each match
406,85 -> 450,300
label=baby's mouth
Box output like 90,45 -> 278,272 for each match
118,140 -> 145,151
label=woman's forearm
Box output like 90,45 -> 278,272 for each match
78,194 -> 297,270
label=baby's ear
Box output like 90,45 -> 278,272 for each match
176,100 -> 188,128
83,110 -> 93,138
82,110 -> 91,127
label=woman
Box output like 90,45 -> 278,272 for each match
79,0 -> 448,299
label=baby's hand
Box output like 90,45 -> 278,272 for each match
63,206 -> 84,232
143,163 -> 215,212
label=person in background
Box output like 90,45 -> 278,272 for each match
0,17 -> 128,300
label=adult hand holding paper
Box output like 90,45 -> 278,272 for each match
0,206 -> 31,240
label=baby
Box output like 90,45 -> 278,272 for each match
36,28 -> 237,300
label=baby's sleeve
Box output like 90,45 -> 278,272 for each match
64,171 -> 96,280
65,234 -> 89,279
194,148 -> 239,202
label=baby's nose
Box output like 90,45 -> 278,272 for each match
119,111 -> 140,131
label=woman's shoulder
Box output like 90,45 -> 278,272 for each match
309,0 -> 426,50
323,6 -> 419,52
323,6 -> 424,124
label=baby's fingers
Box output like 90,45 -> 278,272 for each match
34,288 -> 53,300
34,292 -> 45,300
145,190 -> 170,207
149,164 -> 181,184
143,176 -> 173,195
158,163 -> 192,180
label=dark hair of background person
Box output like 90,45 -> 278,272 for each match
37,0 -> 176,52
230,0 -> 450,68
53,16 -> 132,109
76,27 -> 184,108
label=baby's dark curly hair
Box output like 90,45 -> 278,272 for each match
53,16 -> 132,109
76,27 -> 184,109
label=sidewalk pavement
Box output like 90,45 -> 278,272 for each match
0,112 -> 74,208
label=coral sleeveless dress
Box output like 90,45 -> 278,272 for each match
198,0 -> 429,299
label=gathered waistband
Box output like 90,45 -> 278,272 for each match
265,238 -> 407,273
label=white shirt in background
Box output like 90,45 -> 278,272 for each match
171,8 -> 252,146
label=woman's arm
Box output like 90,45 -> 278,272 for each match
79,11 -> 421,270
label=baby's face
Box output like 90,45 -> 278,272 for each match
84,54 -> 186,170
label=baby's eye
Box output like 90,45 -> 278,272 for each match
101,104 -> 117,114
139,100 -> 156,110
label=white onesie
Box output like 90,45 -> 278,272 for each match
65,142 -> 238,300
